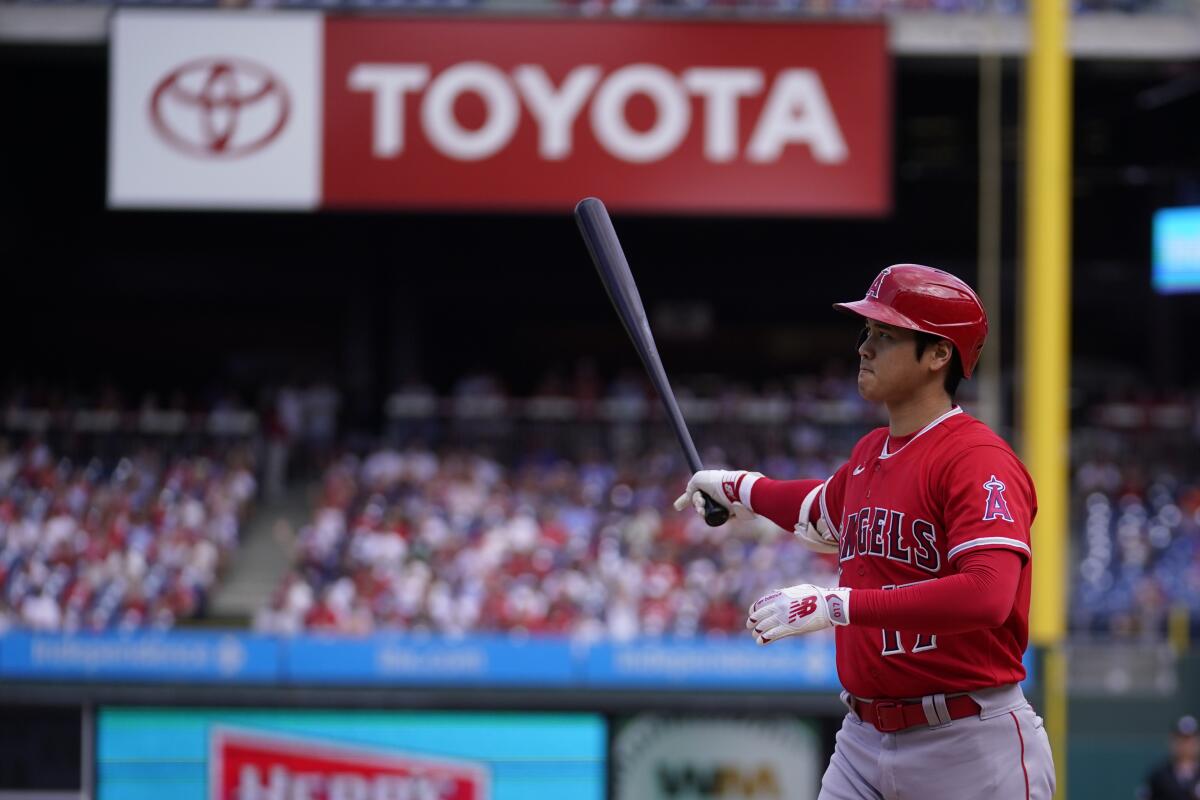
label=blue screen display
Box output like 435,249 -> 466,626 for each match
1153,206 -> 1200,294
97,707 -> 606,800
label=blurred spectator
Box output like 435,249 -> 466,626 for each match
1138,715 -> 1200,800
301,380 -> 341,472
263,385 -> 303,501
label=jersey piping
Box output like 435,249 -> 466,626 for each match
947,537 -> 1032,560
819,476 -> 840,539
879,406 -> 964,459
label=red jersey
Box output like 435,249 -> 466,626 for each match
818,407 -> 1035,699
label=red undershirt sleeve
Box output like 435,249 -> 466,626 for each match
850,548 -> 1022,634
749,477 -> 824,533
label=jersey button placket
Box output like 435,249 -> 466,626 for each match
865,459 -> 882,498
862,460 -> 879,574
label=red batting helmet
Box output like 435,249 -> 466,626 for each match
833,264 -> 989,378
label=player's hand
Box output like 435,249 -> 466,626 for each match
746,584 -> 851,645
672,469 -> 761,520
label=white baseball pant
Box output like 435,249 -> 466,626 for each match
819,684 -> 1056,800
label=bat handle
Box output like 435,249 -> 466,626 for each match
699,491 -> 731,527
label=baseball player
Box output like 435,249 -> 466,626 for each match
675,264 -> 1055,800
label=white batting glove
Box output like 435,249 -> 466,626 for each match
672,469 -> 762,520
746,584 -> 851,645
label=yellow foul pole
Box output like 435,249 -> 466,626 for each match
1023,0 -> 1071,796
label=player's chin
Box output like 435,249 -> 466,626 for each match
857,370 -> 880,401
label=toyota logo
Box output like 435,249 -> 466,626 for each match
149,57 -> 290,159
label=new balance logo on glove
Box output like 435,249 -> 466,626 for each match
788,597 -> 819,623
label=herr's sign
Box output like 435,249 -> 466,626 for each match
211,728 -> 490,800
110,11 -> 889,214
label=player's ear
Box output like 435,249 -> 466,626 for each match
928,339 -> 953,371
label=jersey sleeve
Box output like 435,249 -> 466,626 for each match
747,461 -> 850,537
850,548 -> 1022,633
940,445 -> 1036,564
748,477 -> 823,532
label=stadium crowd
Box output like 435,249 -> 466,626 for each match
0,438 -> 256,633
1071,443 -> 1200,637
1,375 -> 1198,638
252,445 -> 842,639
257,368 -> 1200,639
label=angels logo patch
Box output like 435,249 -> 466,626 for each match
866,267 -> 892,299
981,475 -> 1014,522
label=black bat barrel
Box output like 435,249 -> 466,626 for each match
574,197 -> 730,527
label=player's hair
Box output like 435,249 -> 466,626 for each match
914,332 -> 965,398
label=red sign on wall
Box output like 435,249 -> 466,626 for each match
110,13 -> 888,214
211,728 -> 490,800
323,19 -> 889,215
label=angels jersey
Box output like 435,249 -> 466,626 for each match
818,406 -> 1035,699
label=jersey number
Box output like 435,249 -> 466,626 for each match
880,581 -> 938,657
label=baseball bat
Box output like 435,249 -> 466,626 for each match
573,197 -> 730,527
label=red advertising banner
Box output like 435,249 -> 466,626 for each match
211,728 -> 489,800
323,19 -> 889,215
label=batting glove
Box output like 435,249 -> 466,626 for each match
746,584 -> 851,645
672,469 -> 762,520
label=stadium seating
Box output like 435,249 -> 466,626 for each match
257,377 -> 1198,637
252,444 -> 843,638
0,432 -> 256,633
3,379 -> 1196,637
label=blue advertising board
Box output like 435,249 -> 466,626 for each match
0,629 -> 841,690
585,636 -> 840,690
0,629 -> 281,682
283,634 -> 577,686
0,629 -> 1038,694
0,633 -> 840,690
